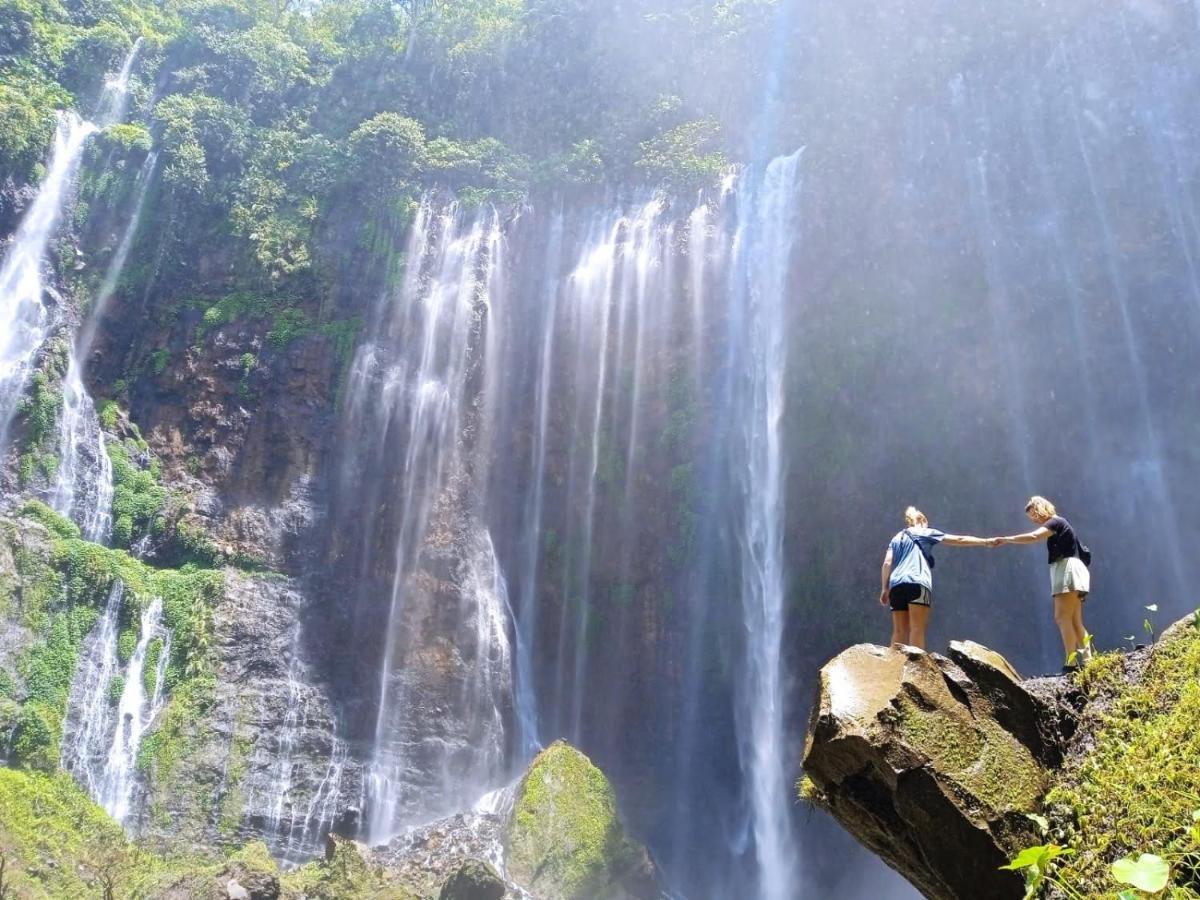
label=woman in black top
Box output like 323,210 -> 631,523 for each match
998,495 -> 1092,668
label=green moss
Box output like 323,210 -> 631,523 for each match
267,306 -> 311,349
1044,623 -> 1200,897
117,624 -> 137,663
107,675 -> 125,706
797,774 -> 826,807
100,122 -> 153,154
896,696 -> 1044,811
280,835 -> 418,900
12,606 -> 98,770
505,740 -> 644,900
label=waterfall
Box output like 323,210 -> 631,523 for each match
258,626 -> 350,865
1,37 -> 145,539
729,149 -> 803,900
51,150 -> 157,542
60,580 -> 125,793
95,37 -> 142,127
349,202 -> 516,841
60,586 -> 169,823
98,595 -> 167,822
0,114 -> 98,447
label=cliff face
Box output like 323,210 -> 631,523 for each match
803,620 -> 1200,899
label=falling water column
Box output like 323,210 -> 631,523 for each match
731,149 -> 804,900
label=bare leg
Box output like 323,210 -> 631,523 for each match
1053,592 -> 1083,662
1072,599 -> 1089,657
907,604 -> 930,650
891,610 -> 910,647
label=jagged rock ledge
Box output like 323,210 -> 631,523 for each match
801,640 -> 1079,900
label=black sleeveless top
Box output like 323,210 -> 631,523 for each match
1046,516 -> 1082,565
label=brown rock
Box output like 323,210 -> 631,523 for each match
802,643 -> 1054,900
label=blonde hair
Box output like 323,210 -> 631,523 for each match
904,506 -> 928,527
1025,495 -> 1057,518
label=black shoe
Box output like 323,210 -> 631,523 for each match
1061,663 -> 1080,674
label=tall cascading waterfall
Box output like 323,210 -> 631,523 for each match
21,39 -> 178,826
52,149 -> 157,540
0,38 -> 145,540
0,114 -> 98,450
340,201 -> 515,841
49,39 -> 149,541
728,150 -> 803,900
99,596 -> 168,822
60,591 -> 170,822
410,159 -> 804,896
60,581 -> 126,793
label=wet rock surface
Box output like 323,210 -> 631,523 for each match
802,642 -> 1067,900
371,808 -> 529,899
136,570 -> 359,859
438,859 -> 507,900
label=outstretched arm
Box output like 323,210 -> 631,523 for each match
879,549 -> 893,606
997,526 -> 1053,545
942,534 -> 994,548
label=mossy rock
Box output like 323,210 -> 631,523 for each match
504,740 -> 658,900
438,859 -> 505,900
279,835 -> 418,900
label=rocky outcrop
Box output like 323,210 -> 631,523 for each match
504,741 -> 660,900
136,569 -> 359,860
438,860 -> 507,900
802,642 -> 1077,900
370,805 -> 526,899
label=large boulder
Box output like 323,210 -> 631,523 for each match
802,643 -> 1068,900
504,741 -> 659,900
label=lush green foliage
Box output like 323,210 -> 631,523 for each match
3,504 -> 222,778
14,338 -> 68,488
1041,619 -> 1200,898
107,438 -> 167,547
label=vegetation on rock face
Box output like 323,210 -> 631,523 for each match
505,740 -> 648,900
0,766 -> 392,899
1,0 -> 773,407
1038,617 -> 1200,898
1,504 -> 221,778
281,835 -> 417,900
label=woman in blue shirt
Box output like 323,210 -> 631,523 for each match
878,506 -> 996,649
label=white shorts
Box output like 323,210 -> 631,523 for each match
1050,557 -> 1090,597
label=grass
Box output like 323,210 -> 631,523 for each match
1042,620 -> 1200,897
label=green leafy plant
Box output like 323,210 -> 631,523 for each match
1110,853 -> 1169,894
1000,844 -> 1079,900
1144,604 -> 1159,644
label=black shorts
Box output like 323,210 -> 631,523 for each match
889,583 -> 932,611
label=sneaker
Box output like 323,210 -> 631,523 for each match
1061,662 -> 1081,674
